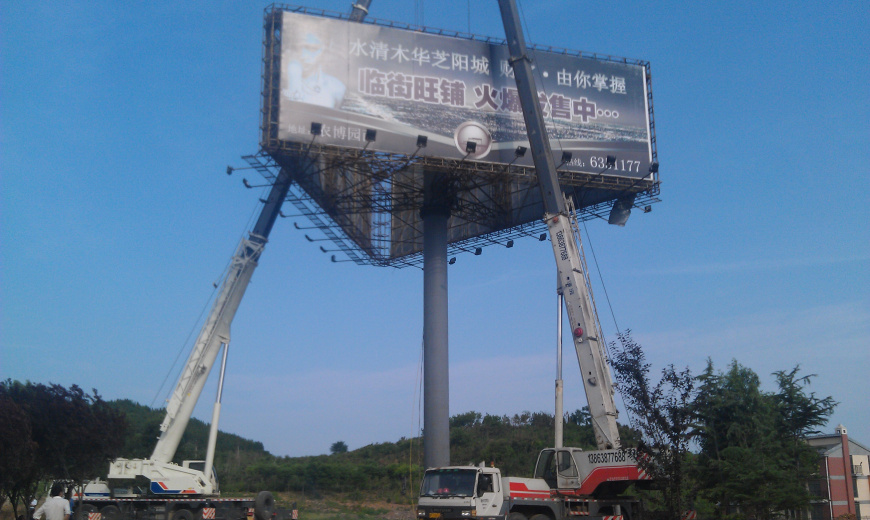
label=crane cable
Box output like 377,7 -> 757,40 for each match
149,184 -> 270,409
406,336 -> 425,512
579,219 -> 639,434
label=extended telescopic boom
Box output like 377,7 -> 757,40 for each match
108,162 -> 296,495
497,0 -> 621,450
152,166 -> 292,466
151,167 -> 292,466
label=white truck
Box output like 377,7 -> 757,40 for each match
417,1 -> 653,519
73,163 -> 299,520
418,452 -> 645,520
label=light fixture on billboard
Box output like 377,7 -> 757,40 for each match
227,165 -> 255,176
539,233 -> 547,241
361,129 -> 377,152
302,122 -> 323,161
559,151 -> 573,167
455,140 -> 477,163
506,240 -> 514,248
398,135 -> 429,169
608,194 -> 637,227
448,257 -> 457,265
242,178 -> 270,189
643,205 -> 652,213
649,162 -> 659,174
504,146 -> 527,169
474,247 -> 482,256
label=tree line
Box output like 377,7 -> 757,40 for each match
2,338 -> 837,520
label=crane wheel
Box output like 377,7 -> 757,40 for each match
508,513 -> 527,520
529,515 -> 550,520
100,506 -> 122,520
172,509 -> 194,520
78,505 -> 98,516
255,491 -> 275,520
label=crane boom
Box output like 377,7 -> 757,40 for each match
153,166 -> 292,463
497,0 -> 620,450
151,232 -> 266,462
108,164 -> 295,495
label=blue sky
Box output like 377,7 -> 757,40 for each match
2,0 -> 868,458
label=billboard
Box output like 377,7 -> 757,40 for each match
260,7 -> 659,266
275,10 -> 653,179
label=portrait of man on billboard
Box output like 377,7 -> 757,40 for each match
283,29 -> 347,109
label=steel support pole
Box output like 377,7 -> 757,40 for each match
422,172 -> 451,469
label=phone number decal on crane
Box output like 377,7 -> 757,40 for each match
587,449 -> 638,464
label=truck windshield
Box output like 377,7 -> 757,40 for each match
420,469 -> 477,497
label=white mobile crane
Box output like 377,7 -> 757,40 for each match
416,1 -> 652,519
73,165 -> 298,520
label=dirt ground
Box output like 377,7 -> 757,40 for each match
2,497 -> 417,520
1,502 -> 23,520
275,493 -> 417,520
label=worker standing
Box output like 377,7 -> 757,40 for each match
33,484 -> 70,520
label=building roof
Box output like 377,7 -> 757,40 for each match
808,426 -> 870,457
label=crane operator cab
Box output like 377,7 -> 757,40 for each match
184,461 -> 219,493
535,448 -> 582,490
534,447 -> 647,497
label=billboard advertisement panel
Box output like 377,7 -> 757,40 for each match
276,10 -> 653,179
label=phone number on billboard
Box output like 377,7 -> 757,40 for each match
567,156 -> 643,173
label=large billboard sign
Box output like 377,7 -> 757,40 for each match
275,10 -> 653,179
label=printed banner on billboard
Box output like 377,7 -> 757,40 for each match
278,10 -> 653,178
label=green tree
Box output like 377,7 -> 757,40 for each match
691,361 -> 835,520
0,393 -> 39,519
610,331 -> 695,520
1,380 -> 127,517
330,441 -> 349,455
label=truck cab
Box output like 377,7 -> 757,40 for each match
417,465 -> 505,520
534,447 -> 645,497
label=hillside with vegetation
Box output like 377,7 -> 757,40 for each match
108,401 -> 619,501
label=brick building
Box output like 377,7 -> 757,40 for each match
807,425 -> 870,520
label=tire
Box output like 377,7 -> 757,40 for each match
508,513 -> 527,520
78,505 -> 98,515
172,509 -> 194,520
100,506 -> 121,520
255,491 -> 275,520
529,514 -> 551,520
